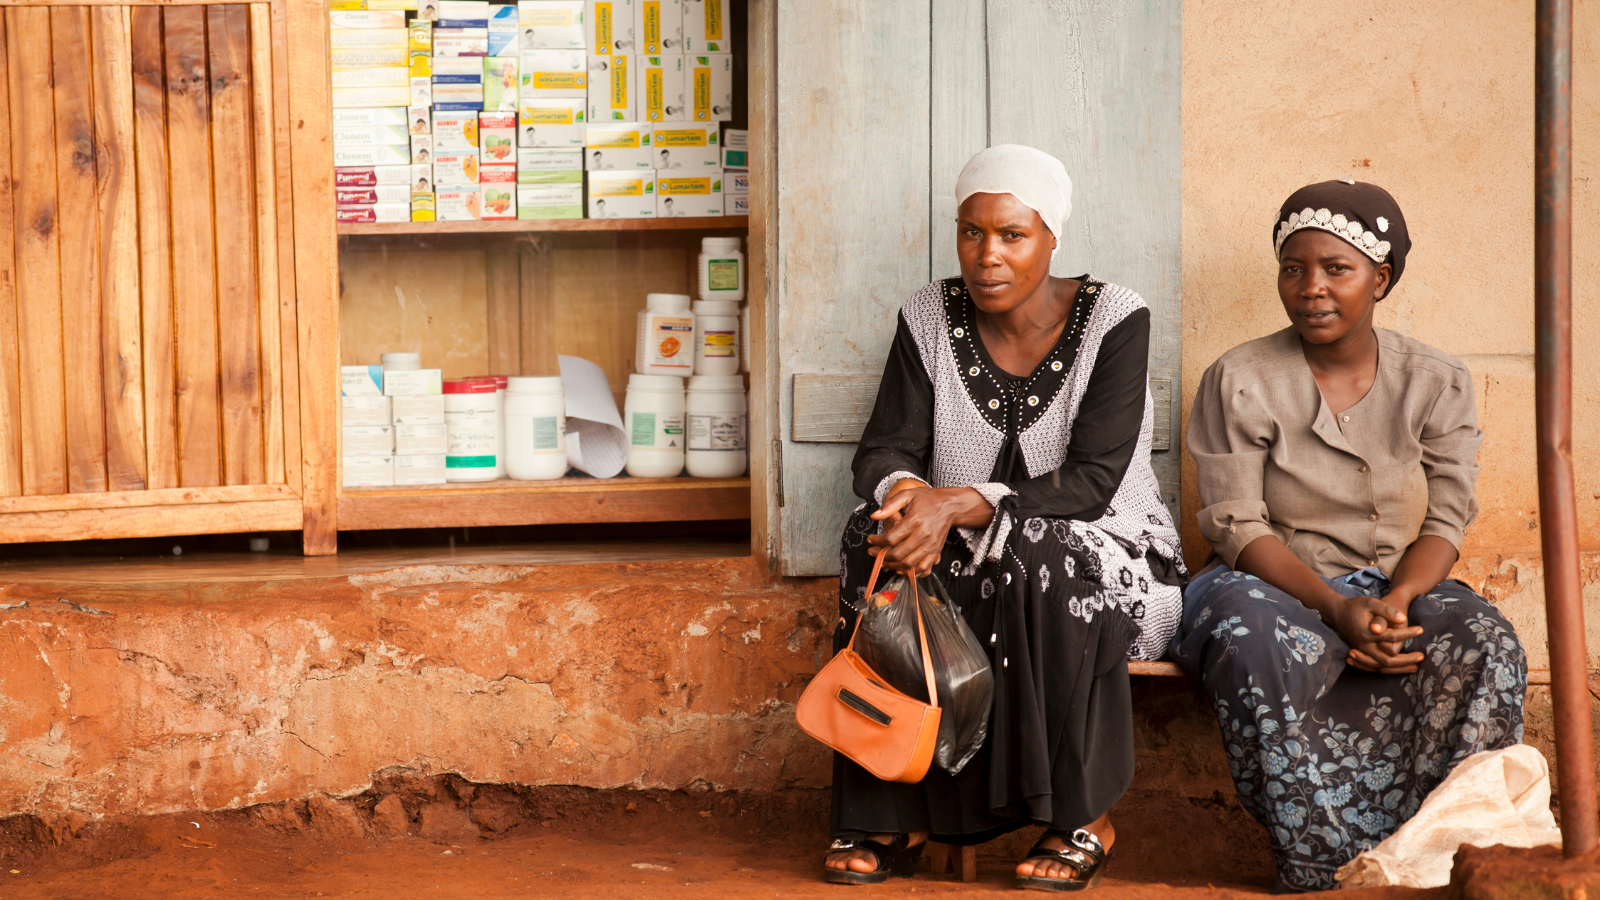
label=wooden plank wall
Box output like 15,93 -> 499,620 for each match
774,0 -> 1183,575
0,3 -> 290,506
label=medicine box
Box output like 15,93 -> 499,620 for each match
587,53 -> 633,121
655,169 -> 720,217
336,203 -> 412,223
681,0 -> 728,52
393,454 -> 448,485
410,77 -> 433,107
434,56 -> 484,76
489,30 -> 519,57
518,98 -> 586,147
330,8 -> 408,27
332,48 -> 409,68
332,86 -> 413,108
518,0 -> 585,49
433,82 -> 486,105
409,19 -> 433,49
650,122 -> 718,168
586,169 -> 655,218
334,144 -> 412,167
439,0 -> 490,20
334,124 -> 411,146
484,57 -> 520,111
344,425 -> 395,456
337,184 -> 412,205
438,188 -> 483,220
587,0 -> 635,54
418,0 -> 440,18
411,163 -> 435,191
434,151 -> 481,185
333,107 -> 411,127
395,423 -> 449,455
435,27 -> 489,55
584,121 -> 652,169
516,147 -> 583,172
639,54 -> 686,122
723,191 -> 748,216
342,395 -> 392,427
330,27 -> 408,48
368,0 -> 419,8
722,166 -> 748,194
409,107 -> 432,133
392,393 -> 446,424
489,4 -> 520,28
332,66 -> 411,89
480,112 -> 519,162
343,455 -> 395,487
481,166 -> 518,219
384,369 -> 444,396
517,182 -> 583,218
342,365 -> 384,396
636,0 -> 682,53
335,164 -> 425,186
433,112 -> 481,150
412,192 -> 437,220
520,49 -> 587,98
689,53 -> 730,121
721,126 -> 746,167
412,133 -> 434,164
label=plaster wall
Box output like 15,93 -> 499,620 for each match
1181,1 -> 1600,661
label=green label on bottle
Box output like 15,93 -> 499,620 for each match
447,455 -> 496,468
707,259 -> 739,291
533,415 -> 560,450
631,412 -> 656,446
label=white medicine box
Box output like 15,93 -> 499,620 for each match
342,365 -> 384,396
586,0 -> 636,54
520,49 -> 587,98
343,455 -> 395,487
587,52 -> 634,121
586,169 -> 655,218
636,0 -> 682,53
650,122 -> 718,168
518,0 -> 586,49
689,53 -> 731,122
584,121 -> 653,169
342,395 -> 392,426
519,97 -> 587,147
639,54 -> 687,122
655,169 -> 721,217
681,0 -> 729,52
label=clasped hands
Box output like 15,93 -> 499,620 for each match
866,479 -> 995,577
1327,588 -> 1425,675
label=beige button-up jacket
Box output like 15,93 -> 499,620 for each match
1188,327 -> 1482,579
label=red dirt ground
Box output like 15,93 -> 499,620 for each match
0,776 -> 1451,899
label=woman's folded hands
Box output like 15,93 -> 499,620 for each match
868,479 -> 995,576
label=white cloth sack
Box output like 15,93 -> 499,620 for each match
1336,745 -> 1561,889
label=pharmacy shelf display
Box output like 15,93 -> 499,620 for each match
339,475 -> 749,530
337,214 -> 746,235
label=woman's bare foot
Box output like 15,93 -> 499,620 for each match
1015,813 -> 1114,882
824,832 -> 928,875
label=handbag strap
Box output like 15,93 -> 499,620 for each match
847,552 -> 941,710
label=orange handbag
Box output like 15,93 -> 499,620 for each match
795,553 -> 942,784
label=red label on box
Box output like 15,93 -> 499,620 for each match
479,165 -> 517,183
334,168 -> 379,187
336,207 -> 379,223
336,188 -> 381,205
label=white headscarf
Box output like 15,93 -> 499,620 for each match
954,144 -> 1073,256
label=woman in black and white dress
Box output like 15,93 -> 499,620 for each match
822,145 -> 1184,891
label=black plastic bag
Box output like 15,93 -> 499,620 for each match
856,571 -> 994,775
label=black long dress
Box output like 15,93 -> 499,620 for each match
831,276 -> 1185,844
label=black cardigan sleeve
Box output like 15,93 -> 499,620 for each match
850,312 -> 934,502
1009,307 -> 1151,521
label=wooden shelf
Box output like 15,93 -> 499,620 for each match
337,475 -> 750,530
337,216 -> 747,236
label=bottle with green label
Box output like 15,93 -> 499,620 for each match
697,236 -> 744,302
624,373 -> 686,477
504,376 -> 569,480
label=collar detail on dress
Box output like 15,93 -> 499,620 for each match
941,276 -> 1099,436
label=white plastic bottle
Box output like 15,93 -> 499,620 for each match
697,237 -> 745,302
443,379 -> 500,482
381,351 -> 421,371
635,293 -> 695,376
623,374 -> 686,477
685,374 -> 747,477
504,376 -> 568,480
691,300 -> 741,376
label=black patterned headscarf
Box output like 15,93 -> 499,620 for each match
1273,180 -> 1411,293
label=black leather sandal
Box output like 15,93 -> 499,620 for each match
1015,829 -> 1111,892
822,834 -> 923,885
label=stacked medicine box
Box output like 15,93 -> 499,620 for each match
331,10 -> 418,223
433,1 -> 488,219
517,1 -> 587,218
579,0 -> 731,218
341,365 -> 449,486
407,19 -> 436,220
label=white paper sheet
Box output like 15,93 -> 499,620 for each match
557,355 -> 628,478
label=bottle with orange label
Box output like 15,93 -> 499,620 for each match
635,292 -> 694,376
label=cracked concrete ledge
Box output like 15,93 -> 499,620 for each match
0,556 -> 836,818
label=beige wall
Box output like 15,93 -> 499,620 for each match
1182,1 -> 1600,660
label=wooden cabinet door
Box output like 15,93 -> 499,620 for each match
0,3 -> 310,543
771,0 -> 1182,576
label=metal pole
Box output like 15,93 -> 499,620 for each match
1536,0 -> 1598,858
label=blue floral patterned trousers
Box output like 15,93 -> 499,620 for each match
1170,566 -> 1526,892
